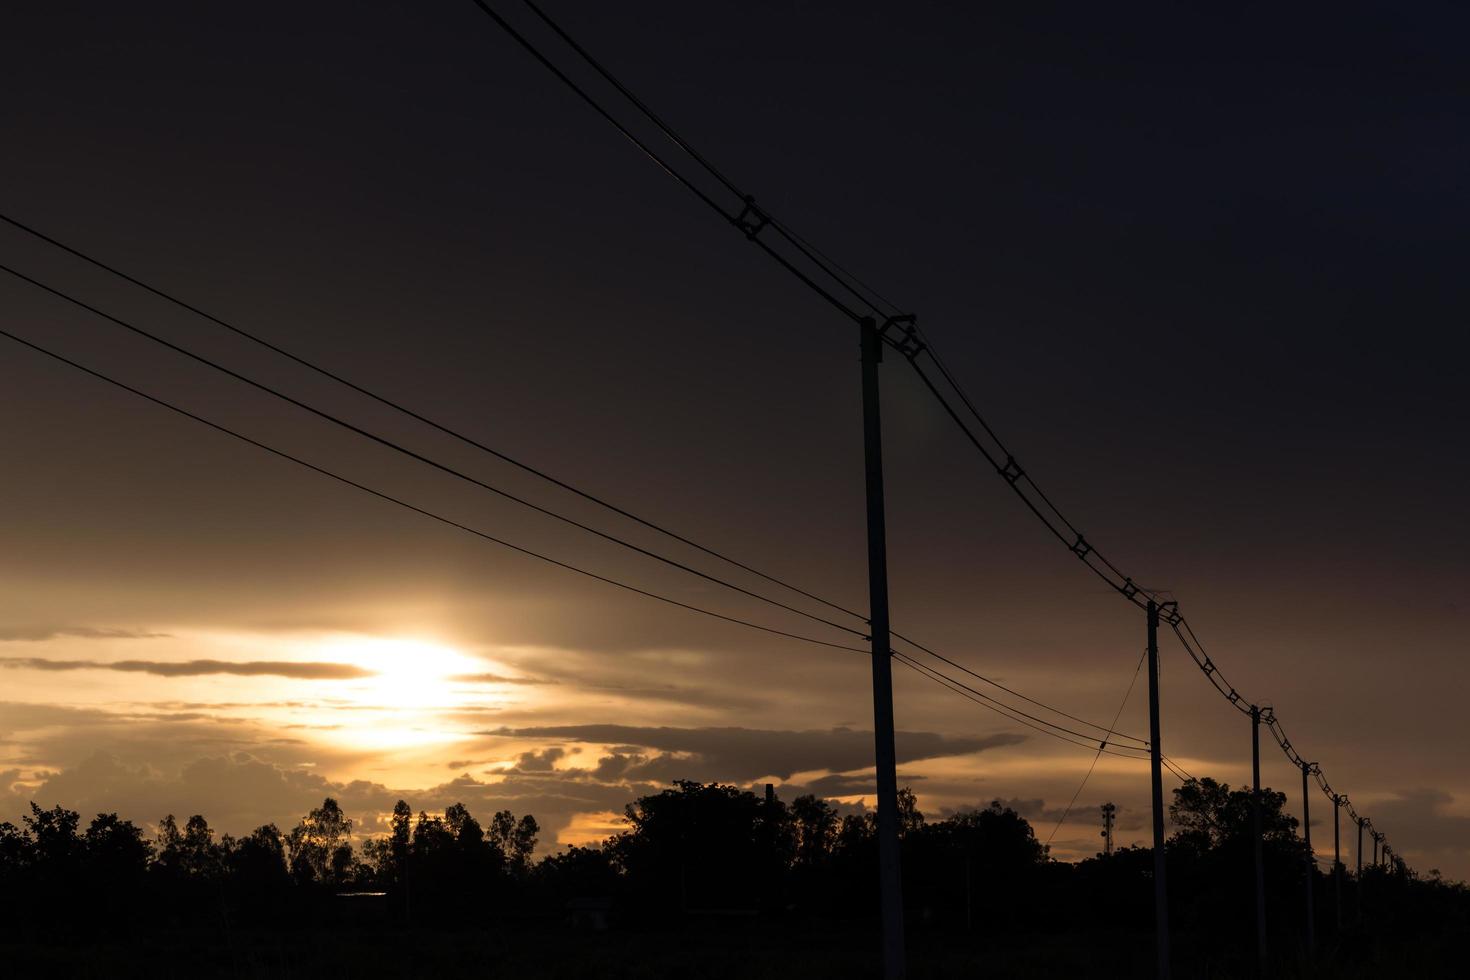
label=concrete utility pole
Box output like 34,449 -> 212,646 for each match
1355,817 -> 1365,923
1146,600 -> 1171,979
1300,762 -> 1316,961
1251,706 -> 1267,975
859,317 -> 906,980
1333,796 -> 1343,931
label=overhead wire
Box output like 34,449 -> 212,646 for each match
0,260 -> 867,642
0,209 -> 1156,756
0,326 -> 869,656
513,0 -> 896,322
469,0 -> 1297,838
9,0 -> 1392,857
463,0 -> 863,323
0,209 -> 869,628
893,652 -> 1148,758
892,645 -> 1151,751
895,635 -> 1148,746
480,0 -> 1397,857
1044,647 -> 1148,845
2,312 -> 1166,765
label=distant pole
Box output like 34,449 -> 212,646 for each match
1300,762 -> 1315,962
1372,834 -> 1379,868
964,848 -> 973,934
1251,706 -> 1267,975
1355,818 -> 1364,923
859,316 -> 906,980
1332,797 -> 1342,932
1146,600 -> 1171,979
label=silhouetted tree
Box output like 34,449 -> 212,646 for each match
287,797 -> 354,889
2,770 -> 1464,975
613,780 -> 794,915
224,823 -> 290,922
790,794 -> 838,868
484,808 -> 539,876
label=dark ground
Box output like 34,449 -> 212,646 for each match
5,919 -> 1461,979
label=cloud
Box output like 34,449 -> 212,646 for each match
482,725 -> 1025,781
510,747 -> 566,772
0,626 -> 171,642
449,672 -> 551,685
0,658 -> 373,679
799,772 -> 919,797
1368,788 -> 1470,874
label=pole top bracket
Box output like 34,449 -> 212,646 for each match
877,314 -> 925,359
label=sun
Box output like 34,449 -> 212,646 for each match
318,636 -> 486,711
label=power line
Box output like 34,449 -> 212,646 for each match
462,0 -> 864,324
512,0 -> 896,321
0,208 -> 871,628
894,643 -> 1150,750
0,325 -> 869,657
0,215 -> 1156,758
19,0 -> 1394,862
1045,648 -> 1148,845
1163,757 -> 1196,784
460,0 -> 1219,756
0,316 -> 1168,761
895,634 -> 1148,747
471,0 -> 1393,861
0,260 -> 865,642
893,652 -> 1150,758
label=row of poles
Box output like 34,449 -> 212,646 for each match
856,319 -> 1399,979
445,9 -> 1401,977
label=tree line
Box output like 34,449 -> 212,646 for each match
1,774 -> 1463,960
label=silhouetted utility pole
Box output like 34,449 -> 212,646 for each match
1300,761 -> 1316,961
1333,795 -> 1344,931
1147,600 -> 1171,979
1101,802 -> 1117,857
859,316 -> 905,980
1355,817 -> 1365,923
964,847 -> 973,933
1251,705 -> 1267,975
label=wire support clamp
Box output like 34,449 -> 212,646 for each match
731,195 -> 770,239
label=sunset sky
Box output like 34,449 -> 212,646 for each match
3,3 -> 1467,879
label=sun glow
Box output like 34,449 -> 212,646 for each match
319,636 -> 485,710
301,635 -> 505,752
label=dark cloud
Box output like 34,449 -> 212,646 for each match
0,657 -> 373,679
1368,789 -> 1470,875
799,772 -> 921,797
511,747 -> 566,772
450,672 -> 551,685
483,725 -> 1025,781
0,626 -> 170,642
